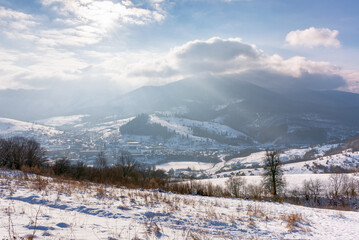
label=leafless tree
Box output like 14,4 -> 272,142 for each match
95,151 -> 107,168
115,151 -> 138,178
226,176 -> 246,198
262,150 -> 286,200
302,179 -> 322,203
53,157 -> 71,176
327,174 -> 358,200
0,137 -> 45,169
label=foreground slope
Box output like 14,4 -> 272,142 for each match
1,170 -> 359,239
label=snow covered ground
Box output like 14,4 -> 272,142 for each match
1,170 -> 359,239
216,145 -> 359,177
0,118 -> 62,136
197,173 -> 359,192
223,144 -> 338,169
36,115 -> 89,127
157,161 -> 214,172
87,117 -> 135,138
149,114 -> 251,141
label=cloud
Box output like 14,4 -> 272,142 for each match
0,2 -> 357,96
128,37 -> 357,92
285,27 -> 341,48
0,47 -> 88,89
155,37 -> 263,76
0,1 -> 167,48
0,6 -> 37,30
38,0 -> 166,46
41,0 -> 165,27
0,1 -> 170,91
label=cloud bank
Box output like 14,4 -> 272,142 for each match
0,1 -> 166,48
285,27 -> 341,48
128,37 -> 354,91
0,2 -> 357,94
0,0 -> 168,90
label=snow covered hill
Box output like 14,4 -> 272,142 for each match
36,115 -> 89,127
0,118 -> 62,137
1,170 -> 359,239
149,115 -> 250,139
1,114 -> 359,177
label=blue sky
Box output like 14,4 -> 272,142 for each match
0,0 -> 358,93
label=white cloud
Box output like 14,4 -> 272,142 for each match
266,54 -> 340,77
285,27 -> 341,48
128,37 -> 336,78
127,37 -> 357,92
0,6 -> 357,95
0,1 -> 167,48
0,6 -> 38,32
0,47 -> 88,89
0,1 -> 170,90
168,37 -> 262,75
39,0 -> 167,46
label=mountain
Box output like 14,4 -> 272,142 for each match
1,74 -> 359,145
97,75 -> 359,144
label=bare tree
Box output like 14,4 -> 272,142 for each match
95,151 -> 107,168
302,179 -> 322,204
116,151 -> 137,178
0,137 -> 45,169
24,138 -> 45,168
262,150 -> 285,200
328,174 -> 353,200
53,157 -> 71,176
226,176 -> 246,198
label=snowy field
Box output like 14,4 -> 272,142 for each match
149,114 -> 251,142
0,118 -> 62,136
36,115 -> 89,127
215,145 -> 359,177
157,162 -> 214,171
223,144 -> 340,170
1,170 -> 359,239
197,173 -> 359,192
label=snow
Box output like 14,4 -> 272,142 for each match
88,117 -> 135,135
199,173 -> 359,192
149,114 -> 249,139
219,145 -> 358,177
157,161 -> 214,171
227,151 -> 266,167
225,147 -> 315,168
37,115 -> 89,127
1,170 -> 359,239
206,154 -> 228,174
0,118 -> 62,136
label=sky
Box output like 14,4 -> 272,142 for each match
0,0 -> 359,95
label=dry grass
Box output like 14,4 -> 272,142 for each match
246,203 -> 266,218
280,212 -> 309,232
0,169 -> 315,239
144,213 -> 162,238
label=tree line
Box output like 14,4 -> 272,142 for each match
1,137 -> 358,209
170,150 -> 359,210
120,114 -> 175,139
0,136 -> 167,189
